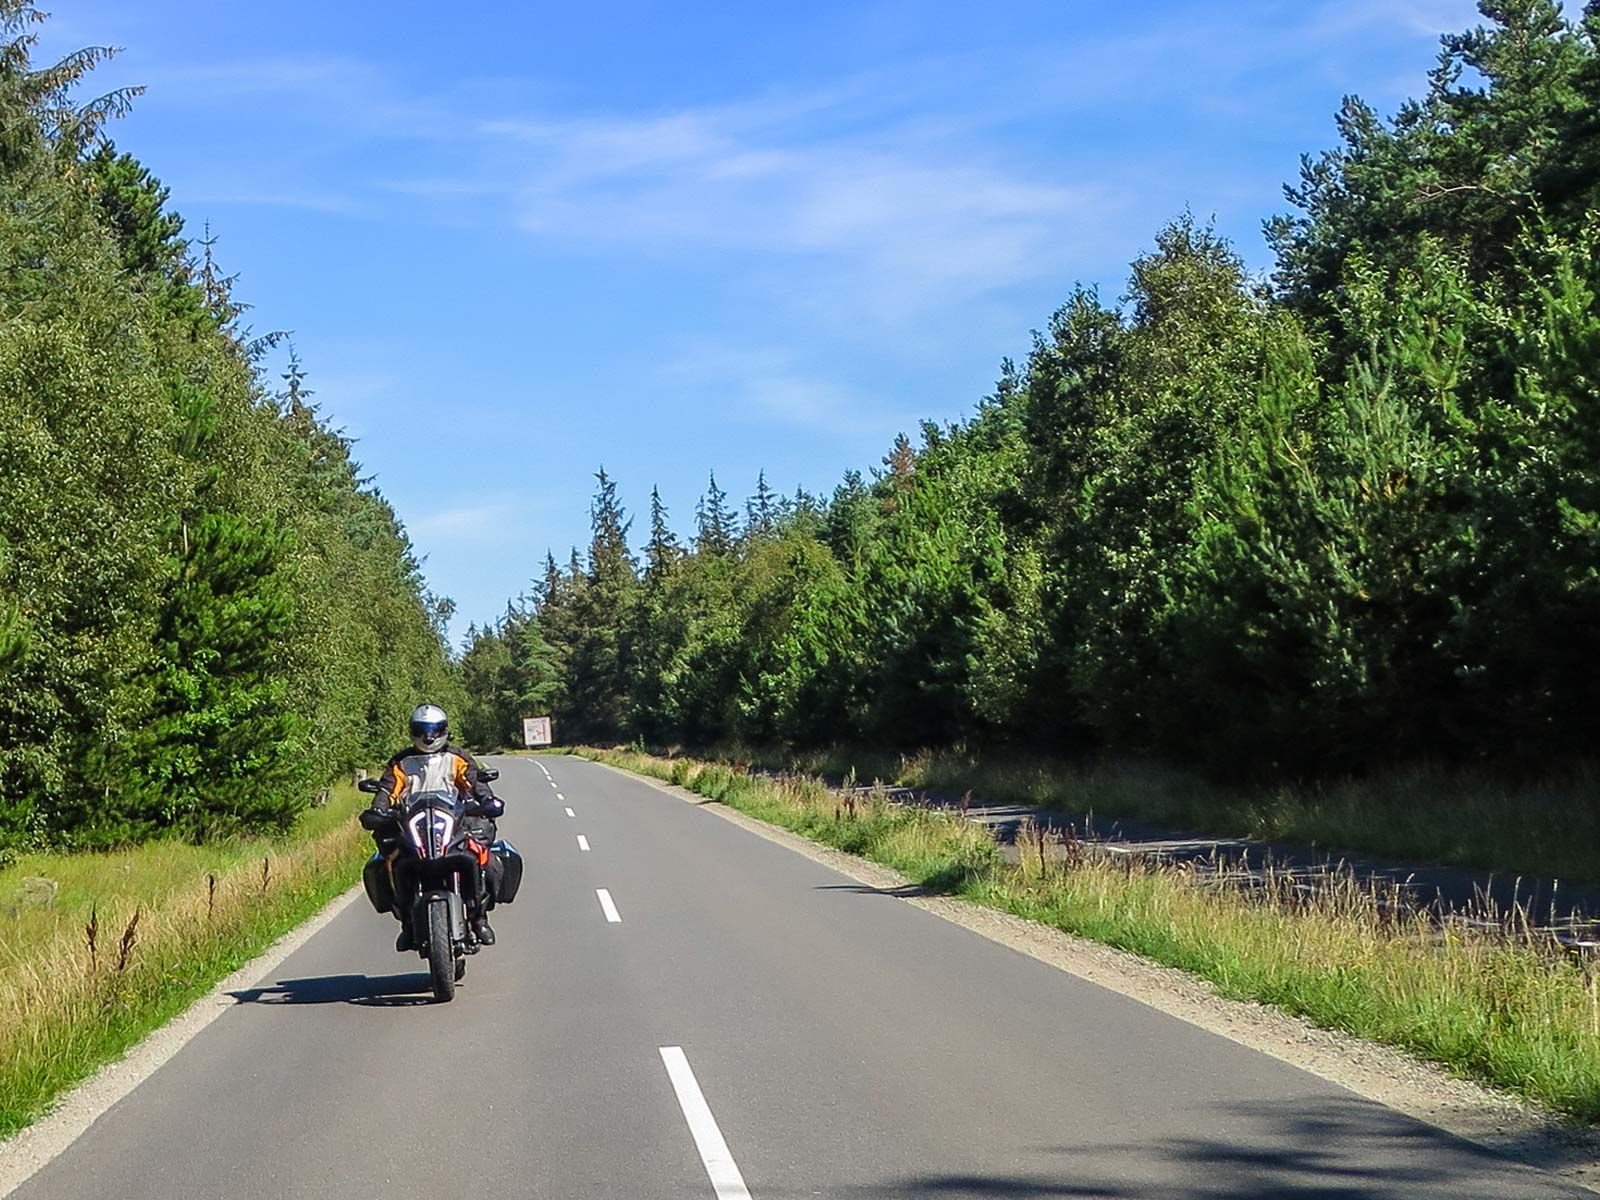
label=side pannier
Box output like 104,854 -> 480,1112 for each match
490,840 -> 524,904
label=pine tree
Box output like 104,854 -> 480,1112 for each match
280,345 -> 313,413
884,433 -> 916,481
880,434 -> 917,514
534,551 -> 564,609
587,467 -> 635,586
645,486 -> 682,578
694,471 -> 738,555
196,222 -> 234,325
509,614 -> 563,716
745,470 -> 778,541
86,142 -> 207,325
559,471 -> 639,740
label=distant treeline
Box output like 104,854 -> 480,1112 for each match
466,1 -> 1600,774
0,6 -> 460,850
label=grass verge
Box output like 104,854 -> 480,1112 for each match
693,745 -> 1600,886
580,746 -> 1600,1123
0,786 -> 368,1139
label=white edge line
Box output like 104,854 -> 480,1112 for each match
596,888 -> 622,923
577,835 -> 590,852
0,886 -> 365,1198
659,1046 -> 752,1200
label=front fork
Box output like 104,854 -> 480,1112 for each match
393,858 -> 484,951
411,887 -> 467,959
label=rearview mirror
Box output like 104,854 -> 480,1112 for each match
478,767 -> 499,782
357,778 -> 381,794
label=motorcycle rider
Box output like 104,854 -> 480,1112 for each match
368,704 -> 503,952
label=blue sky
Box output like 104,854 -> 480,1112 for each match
42,0 -> 1480,639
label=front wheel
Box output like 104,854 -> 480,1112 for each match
426,898 -> 455,1003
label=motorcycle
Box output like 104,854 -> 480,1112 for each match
357,766 -> 523,1002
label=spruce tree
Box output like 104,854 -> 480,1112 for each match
745,470 -> 778,541
588,467 -> 635,586
644,485 -> 682,578
694,471 -> 738,555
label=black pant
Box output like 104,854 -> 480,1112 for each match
465,817 -> 504,910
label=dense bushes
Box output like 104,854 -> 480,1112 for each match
0,5 -> 460,848
465,2 -> 1600,779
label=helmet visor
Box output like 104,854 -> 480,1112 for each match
410,718 -> 447,749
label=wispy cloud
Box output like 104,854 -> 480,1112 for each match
662,342 -> 917,436
70,0 -> 1495,634
409,502 -> 519,542
124,3 -> 1478,340
484,98 -> 1109,328
180,186 -> 362,214
1309,0 -> 1481,39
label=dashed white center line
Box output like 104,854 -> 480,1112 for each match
556,792 -> 565,801
596,888 -> 622,923
576,835 -> 590,852
564,807 -> 575,818
659,1047 -> 751,1200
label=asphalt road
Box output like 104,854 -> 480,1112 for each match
10,755 -> 1588,1199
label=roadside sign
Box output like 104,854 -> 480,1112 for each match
522,716 -> 553,747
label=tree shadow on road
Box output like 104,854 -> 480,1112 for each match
815,882 -> 944,899
760,1094 -> 1587,1199
814,858 -> 984,897
229,973 -> 434,1007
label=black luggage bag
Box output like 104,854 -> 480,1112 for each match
362,853 -> 394,913
490,840 -> 524,904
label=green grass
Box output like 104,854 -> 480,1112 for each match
582,746 -> 1600,1123
0,787 -> 369,1139
678,744 -> 1600,886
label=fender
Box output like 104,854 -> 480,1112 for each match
412,888 -> 466,945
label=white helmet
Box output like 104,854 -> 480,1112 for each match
409,704 -> 449,753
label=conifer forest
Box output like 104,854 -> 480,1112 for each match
4,3 -> 1600,853
460,3 -> 1600,783
0,5 -> 460,850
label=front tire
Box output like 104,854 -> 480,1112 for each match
426,899 -> 455,1003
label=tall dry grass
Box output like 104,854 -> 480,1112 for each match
0,788 -> 368,1138
685,744 -> 1600,883
583,747 -> 1600,1122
